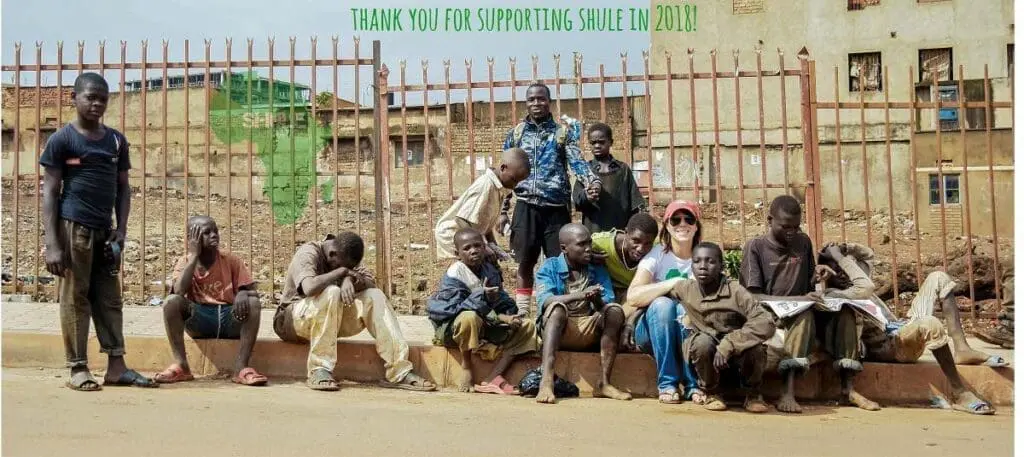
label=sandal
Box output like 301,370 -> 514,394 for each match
952,399 -> 996,416
703,395 -> 728,411
232,367 -> 269,387
744,397 -> 770,414
104,369 -> 159,388
658,390 -> 682,404
379,372 -> 437,392
982,356 -> 1010,368
154,365 -> 195,384
307,368 -> 340,392
473,375 -> 519,395
66,371 -> 102,392
687,389 -> 708,405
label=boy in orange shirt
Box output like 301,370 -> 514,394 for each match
155,215 -> 267,386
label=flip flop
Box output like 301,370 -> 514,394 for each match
982,356 -> 1010,368
307,368 -> 340,392
104,369 -> 159,388
473,376 -> 519,395
232,367 -> 269,386
66,371 -> 102,392
154,365 -> 195,384
379,373 -> 437,392
703,395 -> 728,411
952,399 -> 996,416
658,390 -> 682,404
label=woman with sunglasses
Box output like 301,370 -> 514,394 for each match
623,201 -> 703,404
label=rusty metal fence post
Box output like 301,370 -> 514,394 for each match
372,40 -> 392,295
798,49 -> 823,248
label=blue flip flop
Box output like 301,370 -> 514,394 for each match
982,355 -> 1010,368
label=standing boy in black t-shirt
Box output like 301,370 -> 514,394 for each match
571,122 -> 646,233
40,72 -> 157,391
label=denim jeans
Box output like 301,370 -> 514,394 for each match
633,296 -> 698,395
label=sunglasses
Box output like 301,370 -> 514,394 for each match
669,212 -> 697,226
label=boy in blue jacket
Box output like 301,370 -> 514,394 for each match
428,228 -> 539,395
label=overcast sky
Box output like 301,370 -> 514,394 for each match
2,0 -> 656,105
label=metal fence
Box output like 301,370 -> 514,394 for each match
1,38 -> 1013,318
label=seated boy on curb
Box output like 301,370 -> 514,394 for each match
671,242 -> 774,413
274,231 -> 436,393
434,148 -> 531,274
740,195 -> 869,413
533,223 -> 632,404
817,242 -> 998,415
156,215 -> 267,386
571,122 -> 647,233
427,228 -> 540,395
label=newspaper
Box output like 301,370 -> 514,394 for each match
762,298 -> 889,327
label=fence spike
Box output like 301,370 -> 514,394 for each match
421,59 -> 428,69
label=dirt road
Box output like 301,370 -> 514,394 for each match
1,368 -> 1013,457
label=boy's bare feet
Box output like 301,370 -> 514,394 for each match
594,382 -> 632,401
846,390 -> 881,411
775,392 -> 803,413
953,348 -> 994,365
744,395 -> 769,413
535,384 -> 558,404
458,368 -> 473,393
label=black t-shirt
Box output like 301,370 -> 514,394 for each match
39,124 -> 131,230
571,158 -> 646,232
739,232 -> 816,297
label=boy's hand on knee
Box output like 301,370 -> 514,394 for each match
714,351 -> 729,372
340,277 -> 356,306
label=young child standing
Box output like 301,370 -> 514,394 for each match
427,228 -> 540,395
671,242 -> 774,413
40,72 -> 158,391
571,122 -> 647,233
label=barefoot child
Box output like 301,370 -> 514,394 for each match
571,122 -> 647,233
40,72 -> 157,391
427,228 -> 540,394
817,242 -> 999,415
533,223 -> 632,404
434,148 -> 531,271
274,232 -> 437,392
155,216 -> 268,386
671,242 -> 774,413
740,195 -> 868,413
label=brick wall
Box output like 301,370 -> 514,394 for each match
1,87 -> 74,109
733,0 -> 765,14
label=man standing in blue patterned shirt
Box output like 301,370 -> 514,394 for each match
497,83 -> 603,318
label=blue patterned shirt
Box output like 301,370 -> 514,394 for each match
502,115 -> 600,208
534,254 -> 616,328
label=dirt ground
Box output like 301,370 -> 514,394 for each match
2,182 -> 1014,334
0,367 -> 1014,457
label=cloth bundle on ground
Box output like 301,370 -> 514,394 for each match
517,367 -> 580,398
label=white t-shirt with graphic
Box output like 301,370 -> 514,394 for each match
637,247 -> 693,282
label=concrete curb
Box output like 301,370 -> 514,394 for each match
2,331 -> 1014,406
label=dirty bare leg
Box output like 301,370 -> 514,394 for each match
484,351 -> 517,383
162,295 -> 191,372
458,349 -> 474,392
934,344 -> 992,412
840,370 -> 880,411
776,371 -> 802,413
594,305 -> 631,401
536,307 -> 566,404
234,292 -> 261,374
939,295 -> 990,364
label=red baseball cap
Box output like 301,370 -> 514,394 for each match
663,200 -> 701,223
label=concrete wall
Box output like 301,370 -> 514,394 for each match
912,128 -> 1014,238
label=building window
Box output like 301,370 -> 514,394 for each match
928,173 -> 960,205
733,0 -> 764,14
848,0 -> 880,11
849,52 -> 882,92
919,48 -> 953,82
395,139 -> 425,168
